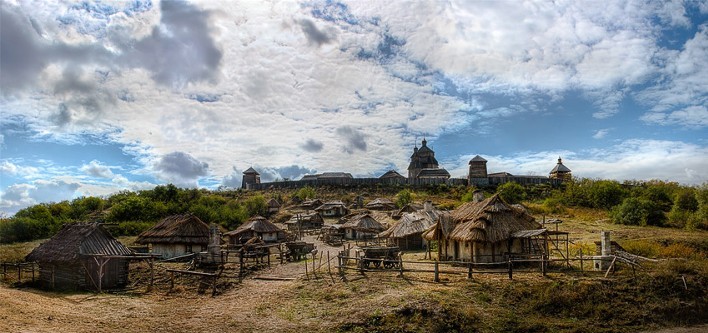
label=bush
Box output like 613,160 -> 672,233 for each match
396,189 -> 413,208
496,182 -> 525,204
610,197 -> 649,226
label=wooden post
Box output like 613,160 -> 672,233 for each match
17,264 -> 21,283
312,252 -> 317,279
304,254 -> 309,280
31,263 -> 35,282
267,250 -> 271,267
327,251 -> 334,283
508,259 -> 513,280
604,257 -> 616,278
434,261 -> 439,282
279,244 -> 284,264
212,276 -> 217,296
170,271 -> 175,290
467,263 -> 473,280
148,258 -> 155,291
239,249 -> 244,283
579,249 -> 584,271
541,255 -> 547,277
398,254 -> 403,278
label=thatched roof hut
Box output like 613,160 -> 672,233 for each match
225,216 -> 285,243
449,194 -> 540,243
135,214 -> 210,258
285,212 -> 324,231
315,200 -> 349,217
26,223 -> 132,291
340,213 -> 385,240
267,198 -> 281,213
379,208 -> 446,250
425,194 -> 541,262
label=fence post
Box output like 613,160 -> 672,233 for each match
434,261 -> 439,282
541,255 -> 547,277
17,264 -> 21,283
508,259 -> 513,280
467,262 -> 473,280
579,249 -> 584,271
398,254 -> 403,278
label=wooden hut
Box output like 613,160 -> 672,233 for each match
225,216 -> 286,245
284,212 -> 324,231
443,194 -> 540,262
135,214 -> 210,259
26,223 -> 133,291
315,200 -> 349,217
365,198 -> 397,211
267,198 -> 281,214
300,199 -> 323,210
340,213 -> 385,240
422,214 -> 457,260
379,204 -> 445,250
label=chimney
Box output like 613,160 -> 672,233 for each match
601,231 -> 611,256
208,223 -> 221,256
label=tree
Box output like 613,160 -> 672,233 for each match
496,182 -> 525,204
610,197 -> 649,226
395,189 -> 413,208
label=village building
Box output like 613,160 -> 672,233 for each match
267,198 -> 281,214
549,157 -> 572,180
379,201 -> 445,250
379,170 -> 406,181
300,198 -> 323,210
365,198 -> 397,211
242,167 -> 261,189
426,194 -> 542,262
340,213 -> 386,240
26,223 -> 133,291
136,214 -> 210,259
407,138 -> 451,180
315,200 -> 349,217
284,212 -> 324,231
224,216 -> 286,244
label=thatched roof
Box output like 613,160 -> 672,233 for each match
136,214 -> 210,245
448,194 -> 540,243
267,198 -> 281,208
379,209 -> 445,239
422,213 -> 456,240
26,223 -> 132,262
341,213 -> 385,233
365,198 -> 396,210
225,216 -> 281,236
315,201 -> 347,210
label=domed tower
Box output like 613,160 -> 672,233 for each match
549,157 -> 571,180
242,167 -> 261,189
407,138 -> 440,178
468,155 -> 488,181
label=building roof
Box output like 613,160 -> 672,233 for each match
285,212 -> 323,224
243,167 -> 260,175
469,155 -> 487,163
415,168 -> 450,178
379,208 -> 445,239
267,198 -> 281,208
136,214 -> 210,245
365,198 -> 397,210
225,216 -> 281,236
26,223 -> 132,262
379,170 -> 406,179
550,157 -> 571,173
340,213 -> 386,233
422,213 -> 456,241
448,194 -> 541,243
315,200 -> 347,211
319,172 -> 353,179
488,172 -> 514,177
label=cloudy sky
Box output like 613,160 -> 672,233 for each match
1,0 -> 707,215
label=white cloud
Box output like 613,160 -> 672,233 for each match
80,160 -> 114,178
0,179 -> 80,215
0,160 -> 40,178
153,151 -> 209,188
592,129 -> 610,139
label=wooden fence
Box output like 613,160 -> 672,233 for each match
1,262 -> 37,284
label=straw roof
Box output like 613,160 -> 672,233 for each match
365,198 -> 397,210
225,216 -> 281,236
341,213 -> 385,233
26,223 -> 132,262
448,194 -> 540,243
421,213 -> 455,241
136,214 -> 210,245
267,198 -> 281,208
379,209 -> 445,239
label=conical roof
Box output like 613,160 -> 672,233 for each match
448,194 -> 540,243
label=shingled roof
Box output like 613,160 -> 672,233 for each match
135,214 -> 210,245
26,223 -> 132,262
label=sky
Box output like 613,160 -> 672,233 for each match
1,0 -> 707,215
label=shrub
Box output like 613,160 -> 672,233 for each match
395,189 -> 413,208
610,197 -> 649,226
496,182 -> 525,204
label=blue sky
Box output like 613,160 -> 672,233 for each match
1,0 -> 707,215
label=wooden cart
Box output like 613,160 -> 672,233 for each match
284,241 -> 315,261
360,246 -> 400,269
